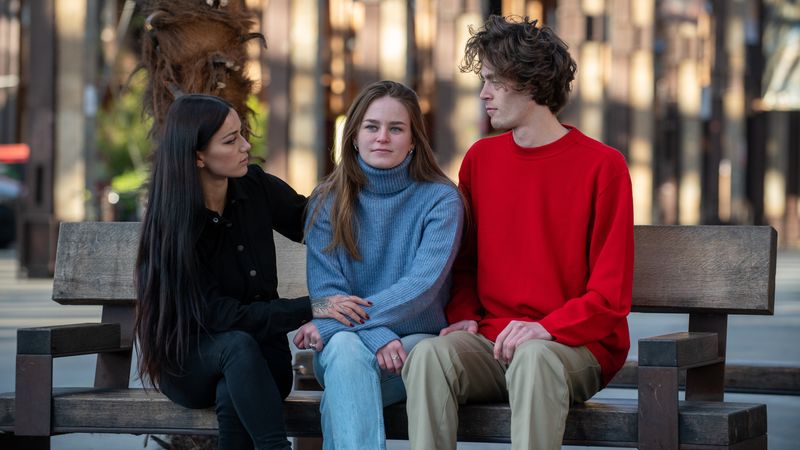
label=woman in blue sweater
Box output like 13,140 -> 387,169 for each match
293,80 -> 464,449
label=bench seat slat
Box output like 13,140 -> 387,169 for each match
0,389 -> 767,446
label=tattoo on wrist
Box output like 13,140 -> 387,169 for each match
311,297 -> 331,317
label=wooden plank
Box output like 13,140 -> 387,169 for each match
632,225 -> 776,314
273,231 -> 308,300
14,389 -> 760,446
679,402 -> 766,446
16,323 -> 121,356
52,223 -> 309,305
52,222 -> 139,304
52,223 -> 777,316
638,332 -> 718,368
639,366 -> 679,449
14,355 -> 52,436
609,359 -> 800,395
94,306 -> 134,389
0,388 -> 768,446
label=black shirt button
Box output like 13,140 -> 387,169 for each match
254,294 -> 262,300
225,222 -> 232,228
249,269 -> 257,277
237,245 -> 244,252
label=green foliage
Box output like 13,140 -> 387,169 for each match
246,94 -> 268,160
111,169 -> 148,193
96,72 -> 152,193
96,74 -> 269,196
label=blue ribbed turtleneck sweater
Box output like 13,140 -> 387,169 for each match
306,155 -> 464,353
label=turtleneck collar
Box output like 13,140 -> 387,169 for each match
358,153 -> 414,194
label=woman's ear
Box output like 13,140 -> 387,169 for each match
196,152 -> 205,169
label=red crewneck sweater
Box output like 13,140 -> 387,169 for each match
447,127 -> 634,386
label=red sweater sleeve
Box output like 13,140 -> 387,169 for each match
538,166 -> 634,346
446,152 -> 483,323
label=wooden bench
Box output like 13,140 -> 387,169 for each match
0,221 -> 779,449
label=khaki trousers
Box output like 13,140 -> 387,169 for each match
401,331 -> 602,450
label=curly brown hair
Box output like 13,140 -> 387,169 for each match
460,15 -> 577,114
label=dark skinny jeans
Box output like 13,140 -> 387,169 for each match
159,330 -> 293,450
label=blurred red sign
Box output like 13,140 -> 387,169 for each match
0,144 -> 29,163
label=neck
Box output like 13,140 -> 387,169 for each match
199,171 -> 228,214
358,155 -> 413,195
511,106 -> 568,148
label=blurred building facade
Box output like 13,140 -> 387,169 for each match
0,0 -> 799,275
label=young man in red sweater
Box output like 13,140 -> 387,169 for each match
402,15 -> 634,450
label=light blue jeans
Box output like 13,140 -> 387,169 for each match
313,332 -> 432,450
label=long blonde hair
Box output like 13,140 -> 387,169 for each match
308,80 -> 455,260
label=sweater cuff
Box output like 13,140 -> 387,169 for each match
357,327 -> 400,354
313,318 -> 344,344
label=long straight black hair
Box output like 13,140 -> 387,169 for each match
134,94 -> 233,388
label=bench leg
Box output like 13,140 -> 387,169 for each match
0,434 -> 50,450
638,366 -> 679,450
15,354 -> 53,436
293,437 -> 322,450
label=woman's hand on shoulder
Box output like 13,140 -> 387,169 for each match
376,339 -> 407,374
311,294 -> 372,327
293,322 -> 323,352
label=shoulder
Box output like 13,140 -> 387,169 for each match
464,131 -> 511,160
414,181 -> 463,213
569,128 -> 628,174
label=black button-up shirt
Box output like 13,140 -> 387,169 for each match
196,165 -> 312,346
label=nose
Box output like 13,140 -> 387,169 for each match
480,82 -> 492,100
241,138 -> 252,152
376,127 -> 390,142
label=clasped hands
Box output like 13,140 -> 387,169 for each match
440,319 -> 553,364
294,294 -> 370,352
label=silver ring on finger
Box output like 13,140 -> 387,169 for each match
309,342 -> 317,349
390,354 -> 399,361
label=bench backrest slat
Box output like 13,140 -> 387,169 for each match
632,225 -> 776,314
52,222 -> 777,315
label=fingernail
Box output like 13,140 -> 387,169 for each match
366,315 -> 371,320
368,301 -> 374,306
359,319 -> 365,324
349,323 -> 354,327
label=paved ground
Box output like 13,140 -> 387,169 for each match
0,246 -> 798,449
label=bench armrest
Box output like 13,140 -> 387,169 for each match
638,331 -> 721,369
17,323 -> 126,357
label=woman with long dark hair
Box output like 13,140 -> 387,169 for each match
293,81 -> 464,450
134,94 -> 369,450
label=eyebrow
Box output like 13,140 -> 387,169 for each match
363,119 -> 408,126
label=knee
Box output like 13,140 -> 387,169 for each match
219,330 -> 259,350
507,340 -> 564,381
216,330 -> 262,363
320,332 -> 374,368
403,337 -> 449,380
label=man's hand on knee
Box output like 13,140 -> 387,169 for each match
439,319 -> 479,336
493,321 -> 553,364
